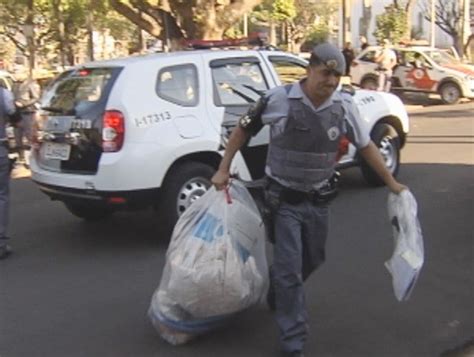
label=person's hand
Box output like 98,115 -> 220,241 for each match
15,101 -> 23,108
389,181 -> 408,194
211,169 -> 230,191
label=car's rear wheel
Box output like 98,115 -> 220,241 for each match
64,201 -> 114,221
158,162 -> 214,236
361,77 -> 378,90
360,123 -> 400,186
439,82 -> 461,104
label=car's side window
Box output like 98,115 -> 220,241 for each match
211,61 -> 268,106
360,50 -> 377,63
156,64 -> 198,107
268,57 -> 307,84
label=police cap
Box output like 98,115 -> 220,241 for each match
309,43 -> 346,76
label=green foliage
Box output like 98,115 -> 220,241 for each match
302,23 -> 330,50
272,0 -> 296,21
373,5 -> 408,44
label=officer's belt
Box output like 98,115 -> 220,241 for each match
267,177 -> 338,205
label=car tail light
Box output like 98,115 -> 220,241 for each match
336,135 -> 349,161
102,110 -> 124,152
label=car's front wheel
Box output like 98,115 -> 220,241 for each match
360,123 -> 400,186
158,162 -> 214,236
64,201 -> 114,221
439,82 -> 461,104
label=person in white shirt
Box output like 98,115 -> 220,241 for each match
375,39 -> 397,92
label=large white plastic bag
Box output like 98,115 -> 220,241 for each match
148,180 -> 268,344
386,190 -> 424,301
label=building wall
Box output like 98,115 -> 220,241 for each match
342,0 -> 456,51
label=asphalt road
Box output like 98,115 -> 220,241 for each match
1,102 -> 473,357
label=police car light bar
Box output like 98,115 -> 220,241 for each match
182,32 -> 269,49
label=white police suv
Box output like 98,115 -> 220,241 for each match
30,48 -> 409,231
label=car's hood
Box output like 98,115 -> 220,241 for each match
441,63 -> 474,77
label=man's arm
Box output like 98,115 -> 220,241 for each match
212,125 -> 252,190
212,95 -> 268,190
358,141 -> 406,193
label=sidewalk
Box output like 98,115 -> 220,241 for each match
11,163 -> 31,179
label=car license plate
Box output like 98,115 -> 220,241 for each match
43,142 -> 71,161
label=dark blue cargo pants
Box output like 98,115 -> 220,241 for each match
0,154 -> 10,247
270,197 -> 329,353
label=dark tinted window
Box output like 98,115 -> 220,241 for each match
41,68 -> 117,114
156,64 -> 198,107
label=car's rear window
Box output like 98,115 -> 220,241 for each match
41,68 -> 119,114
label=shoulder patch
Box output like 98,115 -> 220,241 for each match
340,84 -> 355,96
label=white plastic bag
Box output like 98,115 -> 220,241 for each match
386,190 -> 424,301
148,180 -> 268,344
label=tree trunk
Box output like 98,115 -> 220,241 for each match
52,0 -> 67,67
25,0 -> 35,76
405,0 -> 415,40
86,3 -> 94,61
464,34 -> 474,62
269,20 -> 277,46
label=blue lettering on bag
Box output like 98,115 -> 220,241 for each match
192,212 -> 224,242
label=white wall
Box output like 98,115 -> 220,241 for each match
343,0 -> 454,51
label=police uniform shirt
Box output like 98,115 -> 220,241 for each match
260,80 -> 371,188
0,87 -> 15,158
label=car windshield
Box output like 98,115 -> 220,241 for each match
424,50 -> 460,66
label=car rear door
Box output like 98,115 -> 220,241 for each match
36,67 -> 122,174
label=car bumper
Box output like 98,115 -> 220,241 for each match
33,181 -> 159,208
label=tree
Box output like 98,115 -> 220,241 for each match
392,0 -> 415,40
0,0 -> 52,73
253,0 -> 338,53
420,0 -> 463,55
373,4 -> 408,45
109,0 -> 263,49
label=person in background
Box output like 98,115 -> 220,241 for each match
375,39 -> 397,92
342,41 -> 355,77
211,42 -> 406,357
12,71 -> 40,166
0,85 -> 16,259
413,53 -> 425,69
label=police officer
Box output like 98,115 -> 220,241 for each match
0,84 -> 16,259
13,71 -> 40,165
211,43 -> 406,357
